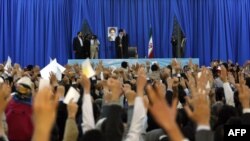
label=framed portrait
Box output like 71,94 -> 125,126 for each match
107,27 -> 117,41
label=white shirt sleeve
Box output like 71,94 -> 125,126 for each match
196,125 -> 211,131
124,97 -> 147,141
223,82 -> 235,107
78,37 -> 83,46
243,108 -> 250,114
90,39 -> 94,45
184,88 -> 190,96
81,94 -> 95,134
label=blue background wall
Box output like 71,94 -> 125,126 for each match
1,0 -> 250,67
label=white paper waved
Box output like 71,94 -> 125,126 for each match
51,58 -> 66,73
82,58 -> 95,78
206,81 -> 211,89
40,60 -> 58,80
197,72 -> 202,78
110,65 -> 116,74
4,56 -> 12,70
100,72 -> 104,80
56,63 -> 66,73
38,79 -> 50,91
49,57 -> 53,63
63,87 -> 80,104
40,59 -> 65,81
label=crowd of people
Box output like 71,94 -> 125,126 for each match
0,59 -> 250,141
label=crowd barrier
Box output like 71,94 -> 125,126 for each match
68,58 -> 199,68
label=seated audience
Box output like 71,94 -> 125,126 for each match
0,59 -> 249,141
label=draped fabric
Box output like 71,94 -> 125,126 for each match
0,0 -> 72,67
173,0 -> 250,65
1,0 -> 250,66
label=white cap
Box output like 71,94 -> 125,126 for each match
0,77 -> 4,84
17,76 -> 33,89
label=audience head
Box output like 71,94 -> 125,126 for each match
91,35 -> 95,39
151,63 -> 159,72
100,119 -> 124,141
0,64 -> 4,72
118,29 -> 123,33
121,61 -> 128,69
118,29 -> 124,37
77,31 -> 83,37
16,76 -> 33,96
25,65 -> 33,72
222,63 -> 229,71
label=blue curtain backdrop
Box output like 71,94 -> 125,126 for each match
172,0 -> 250,65
1,0 -> 250,67
0,0 -> 72,67
71,0 -> 174,60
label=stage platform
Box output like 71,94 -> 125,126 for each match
68,58 -> 199,68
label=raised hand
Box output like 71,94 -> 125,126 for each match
79,74 -> 91,94
146,84 -> 184,141
123,83 -> 131,94
184,94 -> 210,126
184,69 -> 211,126
49,72 -> 58,87
188,68 -> 210,96
167,77 -> 174,90
32,87 -> 59,141
136,67 -> 147,97
67,99 -> 78,119
188,58 -> 194,69
0,84 -> 11,114
125,90 -> 136,106
153,81 -> 166,99
161,68 -> 171,80
55,85 -> 65,99
236,73 -> 250,109
107,78 -> 123,102
103,91 -> 112,104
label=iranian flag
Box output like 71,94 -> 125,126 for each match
148,27 -> 153,58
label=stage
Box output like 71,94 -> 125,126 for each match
68,58 -> 199,68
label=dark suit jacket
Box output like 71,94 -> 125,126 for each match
115,35 -> 129,58
241,113 -> 250,125
73,37 -> 84,59
102,105 -> 124,141
145,129 -> 166,141
123,34 -> 129,58
56,101 -> 68,141
83,39 -> 90,58
147,90 -> 174,132
196,130 -> 214,141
